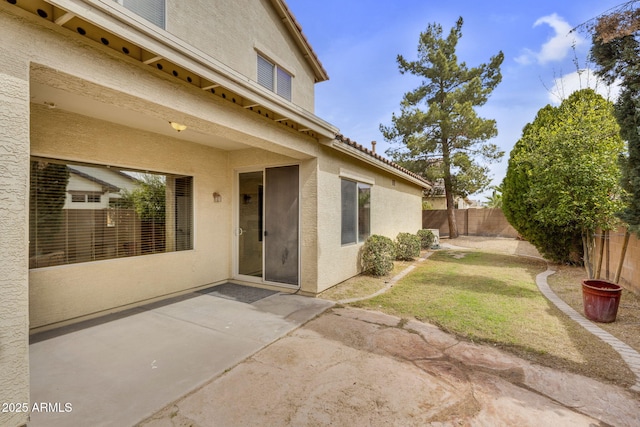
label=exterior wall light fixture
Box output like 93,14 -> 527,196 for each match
169,121 -> 187,132
213,192 -> 222,203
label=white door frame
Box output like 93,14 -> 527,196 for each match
232,164 -> 301,289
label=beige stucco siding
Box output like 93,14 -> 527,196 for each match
29,105 -> 233,329
167,0 -> 316,112
0,5 -> 316,329
1,3 -> 319,162
0,5 -> 428,426
315,147 -> 423,292
0,4 -> 423,420
0,70 -> 30,427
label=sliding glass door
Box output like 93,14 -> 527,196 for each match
237,165 -> 299,286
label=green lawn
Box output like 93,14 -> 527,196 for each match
353,251 -> 549,346
349,249 -> 634,385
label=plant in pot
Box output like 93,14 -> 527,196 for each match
507,89 -> 626,322
581,229 -> 624,323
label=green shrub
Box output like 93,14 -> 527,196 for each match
362,235 -> 396,276
395,232 -> 421,261
417,229 -> 435,249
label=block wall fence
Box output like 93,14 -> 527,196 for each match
423,209 -> 639,294
422,209 -> 518,239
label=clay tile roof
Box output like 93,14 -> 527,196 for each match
275,0 -> 329,82
334,134 -> 431,187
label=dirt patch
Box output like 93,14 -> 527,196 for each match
442,235 -> 543,259
548,263 -> 640,354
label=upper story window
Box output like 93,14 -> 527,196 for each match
257,54 -> 292,101
114,0 -> 166,29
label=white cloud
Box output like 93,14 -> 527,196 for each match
547,68 -> 621,104
514,49 -> 534,65
516,13 -> 585,65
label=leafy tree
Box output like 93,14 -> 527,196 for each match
381,17 -> 504,238
502,106 -> 583,263
29,161 -> 70,258
118,174 -> 167,253
590,7 -> 640,238
119,174 -> 166,222
587,2 -> 640,43
502,89 -> 624,273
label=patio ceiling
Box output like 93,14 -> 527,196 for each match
30,78 -> 251,151
9,0 -> 338,144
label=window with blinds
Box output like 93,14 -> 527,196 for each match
341,179 -> 371,245
29,158 -> 193,269
115,0 -> 165,29
276,67 -> 292,100
257,55 -> 275,92
257,54 -> 292,101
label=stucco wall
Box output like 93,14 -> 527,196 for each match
2,2 -> 319,162
29,105 -> 233,329
316,147 -> 423,292
1,4 -> 323,326
0,70 -> 30,427
0,3 -> 316,328
166,0 -> 316,112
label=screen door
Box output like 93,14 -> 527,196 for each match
237,166 -> 299,286
264,165 -> 299,285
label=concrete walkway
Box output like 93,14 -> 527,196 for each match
28,284 -> 333,427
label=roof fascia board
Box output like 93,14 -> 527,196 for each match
269,0 -> 329,82
330,141 -> 431,189
46,0 -> 338,138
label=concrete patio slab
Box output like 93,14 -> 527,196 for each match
140,307 -> 640,427
28,284 -> 333,427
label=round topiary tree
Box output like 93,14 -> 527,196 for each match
417,229 -> 435,249
502,111 -> 583,264
362,235 -> 396,276
395,232 -> 421,261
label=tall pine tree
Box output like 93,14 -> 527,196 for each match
381,17 -> 504,238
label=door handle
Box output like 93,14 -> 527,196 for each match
236,228 -> 244,236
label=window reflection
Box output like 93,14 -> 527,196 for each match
29,158 -> 193,268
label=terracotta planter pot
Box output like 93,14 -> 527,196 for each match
581,279 -> 622,323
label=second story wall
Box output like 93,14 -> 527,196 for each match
166,0 -> 318,112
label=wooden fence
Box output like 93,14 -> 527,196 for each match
594,227 -> 640,294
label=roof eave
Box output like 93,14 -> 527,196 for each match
33,0 -> 336,139
331,139 -> 431,189
271,0 -> 329,83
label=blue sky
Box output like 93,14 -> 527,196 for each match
286,0 -> 624,201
